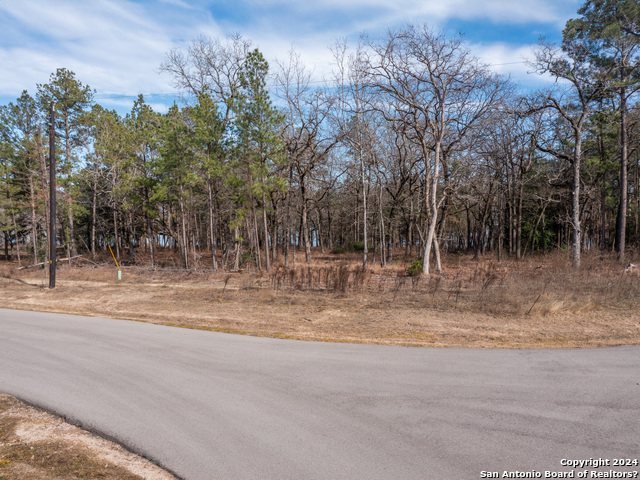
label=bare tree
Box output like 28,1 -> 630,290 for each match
366,25 -> 505,274
331,39 -> 375,271
531,39 -> 613,268
275,49 -> 338,264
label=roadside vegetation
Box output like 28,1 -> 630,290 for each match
2,2 -> 640,282
2,248 -> 639,348
1,248 -> 639,479
2,1 -> 640,477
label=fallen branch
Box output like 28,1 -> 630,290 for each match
77,256 -> 99,267
527,281 -> 549,316
19,255 -> 83,270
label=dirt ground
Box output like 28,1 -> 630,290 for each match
1,250 -> 640,478
1,250 -> 640,348
0,394 -> 176,480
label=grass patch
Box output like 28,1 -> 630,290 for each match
1,249 -> 639,348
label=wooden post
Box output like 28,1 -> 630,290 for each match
49,104 -> 56,289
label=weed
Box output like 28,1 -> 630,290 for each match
2,248 -> 639,348
407,258 -> 423,276
332,241 -> 365,254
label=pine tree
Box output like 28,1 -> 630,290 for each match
236,49 -> 286,272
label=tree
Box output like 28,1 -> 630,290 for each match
83,105 -> 127,260
275,49 -> 338,264
187,91 -> 226,272
236,49 -> 286,272
366,25 -> 505,274
161,34 -> 251,125
0,138 -> 20,262
0,91 -> 47,265
162,35 -> 253,271
565,0 -> 640,262
37,68 -> 94,259
532,33 -> 614,268
332,39 -> 374,271
125,95 -> 160,267
158,105 -> 198,269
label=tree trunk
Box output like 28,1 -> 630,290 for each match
91,176 -> 97,260
407,196 -> 414,256
253,208 -> 262,271
615,83 -> 628,263
361,145 -> 368,272
284,163 -> 293,267
422,145 -> 440,275
127,212 -> 135,264
600,135 -> 607,258
144,186 -> 154,268
516,180 -> 524,260
113,207 -> 120,261
526,200 -> 548,256
379,185 -> 386,268
300,178 -> 311,263
29,176 -> 38,265
40,141 -> 50,272
571,133 -> 582,269
179,181 -> 189,270
233,226 -> 240,271
207,179 -> 218,272
497,195 -> 504,262
11,208 -> 21,265
474,188 -> 493,261
3,231 -> 8,261
433,236 -> 442,273
261,174 -> 270,273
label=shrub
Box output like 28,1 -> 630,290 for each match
407,258 -> 423,276
332,241 -> 365,254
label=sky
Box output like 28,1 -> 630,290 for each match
0,0 -> 581,115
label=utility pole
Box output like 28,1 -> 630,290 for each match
49,103 -> 56,289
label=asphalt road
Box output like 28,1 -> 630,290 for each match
0,308 -> 638,479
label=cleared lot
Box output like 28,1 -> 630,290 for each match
1,251 -> 640,348
1,309 -> 638,479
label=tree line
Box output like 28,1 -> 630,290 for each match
2,0 -> 640,274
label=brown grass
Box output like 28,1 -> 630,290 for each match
2,249 -> 639,348
0,394 -> 176,480
1,250 -> 638,478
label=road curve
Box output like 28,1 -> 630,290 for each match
0,308 -> 638,479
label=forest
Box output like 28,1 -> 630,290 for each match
2,0 -> 640,276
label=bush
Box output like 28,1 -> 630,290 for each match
332,241 -> 365,254
407,258 -> 423,276
239,250 -> 253,268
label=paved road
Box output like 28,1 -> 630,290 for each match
0,308 -> 638,479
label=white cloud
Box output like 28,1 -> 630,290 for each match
396,0 -> 575,25
0,0 -> 190,103
158,0 -> 195,9
470,42 -> 561,89
240,0 -> 577,29
473,43 -> 534,74
0,0 -> 578,112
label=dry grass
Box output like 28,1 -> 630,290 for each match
1,250 -> 639,478
0,394 -> 176,480
1,249 -> 639,348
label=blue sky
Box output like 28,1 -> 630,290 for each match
0,0 -> 580,115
